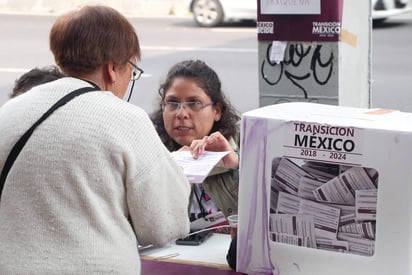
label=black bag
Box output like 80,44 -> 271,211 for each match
226,235 -> 237,270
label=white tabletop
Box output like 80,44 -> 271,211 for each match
139,233 -> 232,267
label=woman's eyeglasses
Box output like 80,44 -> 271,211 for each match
161,101 -> 214,113
128,60 -> 144,81
126,60 -> 144,102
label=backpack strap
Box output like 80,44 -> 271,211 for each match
0,86 -> 99,200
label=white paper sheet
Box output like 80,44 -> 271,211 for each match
171,150 -> 230,184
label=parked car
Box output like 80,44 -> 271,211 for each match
371,0 -> 411,21
186,0 -> 256,27
187,0 -> 411,27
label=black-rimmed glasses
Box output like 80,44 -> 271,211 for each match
126,60 -> 144,102
128,60 -> 144,81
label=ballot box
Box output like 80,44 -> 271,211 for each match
237,102 -> 412,275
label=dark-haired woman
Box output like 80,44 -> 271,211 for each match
151,59 -> 240,221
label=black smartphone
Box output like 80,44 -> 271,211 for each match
175,230 -> 213,246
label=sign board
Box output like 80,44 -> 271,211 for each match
257,0 -> 343,42
260,0 -> 321,14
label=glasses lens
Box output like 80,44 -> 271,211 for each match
128,61 -> 143,81
188,102 -> 203,112
131,70 -> 137,81
161,102 -> 176,112
135,69 -> 143,80
169,102 -> 179,111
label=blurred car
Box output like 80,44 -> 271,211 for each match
371,0 -> 411,21
186,0 -> 256,27
186,0 -> 411,27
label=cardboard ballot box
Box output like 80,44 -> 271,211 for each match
237,102 -> 412,275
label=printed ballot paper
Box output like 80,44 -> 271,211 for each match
171,151 -> 230,184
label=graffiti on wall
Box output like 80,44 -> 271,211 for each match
259,42 -> 338,105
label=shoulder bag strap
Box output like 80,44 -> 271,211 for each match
0,86 -> 99,199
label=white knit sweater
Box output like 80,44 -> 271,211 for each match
0,77 -> 190,274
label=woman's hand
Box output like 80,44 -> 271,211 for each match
184,131 -> 239,169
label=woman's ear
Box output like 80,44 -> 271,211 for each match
106,61 -> 117,84
214,102 -> 223,121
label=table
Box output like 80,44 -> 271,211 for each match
139,233 -> 243,274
